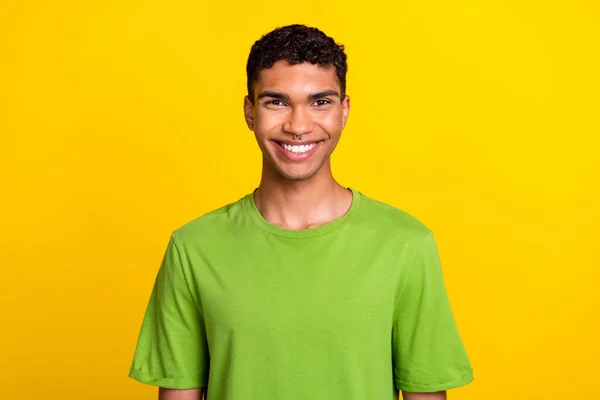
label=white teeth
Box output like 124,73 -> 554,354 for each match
282,142 -> 316,153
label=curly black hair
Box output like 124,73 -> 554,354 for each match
246,24 -> 348,103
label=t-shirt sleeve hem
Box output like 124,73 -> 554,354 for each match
396,369 -> 474,392
128,366 -> 207,389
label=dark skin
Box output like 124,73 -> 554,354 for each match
243,60 -> 352,231
159,388 -> 203,400
159,61 -> 446,400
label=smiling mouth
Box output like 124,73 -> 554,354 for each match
271,139 -> 323,159
273,140 -> 323,154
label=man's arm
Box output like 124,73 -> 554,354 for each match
159,388 -> 204,400
402,391 -> 447,400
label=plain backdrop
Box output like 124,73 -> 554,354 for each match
1,1 -> 599,399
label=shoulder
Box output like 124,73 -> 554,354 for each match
353,190 -> 433,244
170,194 -> 249,247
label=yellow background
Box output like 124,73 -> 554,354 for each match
1,1 -> 599,399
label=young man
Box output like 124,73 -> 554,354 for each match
129,25 -> 473,400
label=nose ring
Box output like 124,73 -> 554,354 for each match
293,134 -> 304,141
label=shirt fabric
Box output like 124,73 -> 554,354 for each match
129,188 -> 473,399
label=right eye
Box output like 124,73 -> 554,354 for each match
266,100 -> 285,106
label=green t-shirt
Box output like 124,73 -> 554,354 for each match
129,188 -> 473,399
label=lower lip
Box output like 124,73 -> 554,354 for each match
273,141 -> 321,161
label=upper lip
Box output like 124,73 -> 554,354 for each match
273,139 -> 321,145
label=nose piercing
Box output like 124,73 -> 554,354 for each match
293,134 -> 304,140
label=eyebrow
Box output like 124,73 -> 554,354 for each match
307,90 -> 340,102
256,89 -> 341,102
257,91 -> 291,101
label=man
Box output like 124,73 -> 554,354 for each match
129,24 -> 473,400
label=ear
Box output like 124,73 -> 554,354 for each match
341,95 -> 350,128
244,96 -> 255,130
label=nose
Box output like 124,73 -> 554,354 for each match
283,106 -> 314,136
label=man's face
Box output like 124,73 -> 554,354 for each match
244,61 -> 350,181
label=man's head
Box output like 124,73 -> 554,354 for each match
244,25 -> 350,182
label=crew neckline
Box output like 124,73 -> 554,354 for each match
243,187 -> 362,239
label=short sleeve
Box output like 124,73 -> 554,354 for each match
392,231 -> 473,392
129,235 -> 209,389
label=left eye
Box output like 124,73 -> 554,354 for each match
314,99 -> 330,106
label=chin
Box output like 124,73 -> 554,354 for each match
262,150 -> 329,182
276,168 -> 320,182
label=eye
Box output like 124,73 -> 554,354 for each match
266,100 -> 286,107
314,99 -> 331,106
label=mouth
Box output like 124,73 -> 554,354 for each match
272,139 -> 323,160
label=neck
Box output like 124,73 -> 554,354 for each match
254,160 -> 352,230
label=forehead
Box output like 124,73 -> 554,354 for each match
255,61 -> 340,94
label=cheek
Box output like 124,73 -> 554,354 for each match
316,111 -> 343,132
256,110 -> 285,128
